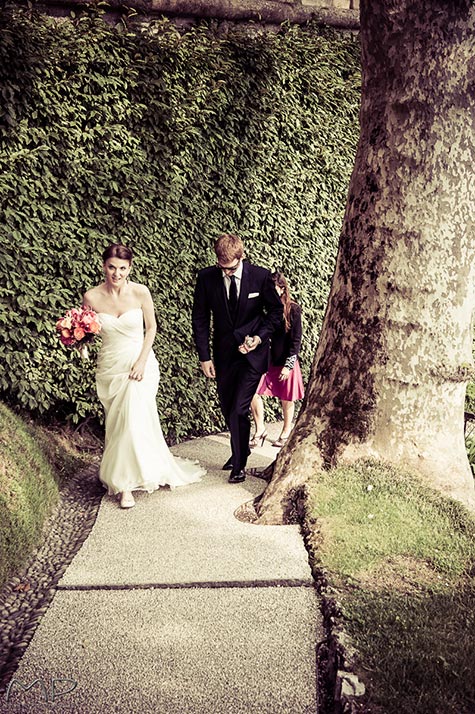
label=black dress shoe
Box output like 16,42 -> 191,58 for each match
228,469 -> 246,484
223,449 -> 250,471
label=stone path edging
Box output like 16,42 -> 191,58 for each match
0,462 -> 103,694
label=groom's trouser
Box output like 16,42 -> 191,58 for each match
216,356 -> 263,471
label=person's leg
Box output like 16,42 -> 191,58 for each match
229,364 -> 263,472
250,394 -> 266,443
280,399 -> 295,438
216,359 -> 241,465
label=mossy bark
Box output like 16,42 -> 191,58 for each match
256,0 -> 475,524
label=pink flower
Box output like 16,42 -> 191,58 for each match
60,332 -> 75,346
81,312 -> 94,326
56,305 -> 101,355
56,316 -> 72,330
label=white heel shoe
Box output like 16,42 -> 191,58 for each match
120,491 -> 135,508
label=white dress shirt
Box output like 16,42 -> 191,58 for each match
222,261 -> 243,299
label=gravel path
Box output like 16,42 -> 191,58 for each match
0,428 -> 323,714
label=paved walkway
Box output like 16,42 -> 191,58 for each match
2,424 -> 322,714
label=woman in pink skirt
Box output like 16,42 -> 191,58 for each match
250,271 -> 305,448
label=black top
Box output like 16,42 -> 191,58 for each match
270,302 -> 302,367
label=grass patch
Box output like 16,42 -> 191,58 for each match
0,403 -> 96,588
305,459 -> 475,714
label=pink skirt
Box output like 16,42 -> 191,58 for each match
257,360 -> 305,401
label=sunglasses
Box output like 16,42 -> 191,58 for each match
217,260 -> 240,273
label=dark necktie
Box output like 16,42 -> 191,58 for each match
229,275 -> 238,316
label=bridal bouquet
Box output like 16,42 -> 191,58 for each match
56,306 -> 101,359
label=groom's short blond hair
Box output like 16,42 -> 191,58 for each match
214,234 -> 244,263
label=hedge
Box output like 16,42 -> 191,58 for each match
0,6 -> 361,440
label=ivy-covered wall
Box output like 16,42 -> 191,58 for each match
0,6 -> 361,441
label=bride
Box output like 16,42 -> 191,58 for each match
83,243 -> 204,509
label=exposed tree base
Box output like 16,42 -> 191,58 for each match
35,0 -> 360,29
252,429 -> 324,524
234,478 -> 308,526
234,497 -> 260,524
252,433 -> 475,525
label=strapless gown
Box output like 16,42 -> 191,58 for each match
96,308 -> 205,495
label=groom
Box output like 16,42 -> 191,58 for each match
192,234 -> 283,483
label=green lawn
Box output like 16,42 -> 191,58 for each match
305,459 -> 475,714
0,403 -> 91,588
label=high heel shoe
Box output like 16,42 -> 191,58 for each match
120,491 -> 135,509
249,431 -> 268,449
272,434 -> 289,448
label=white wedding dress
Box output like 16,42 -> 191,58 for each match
96,308 -> 205,495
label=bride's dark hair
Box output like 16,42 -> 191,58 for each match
102,243 -> 133,263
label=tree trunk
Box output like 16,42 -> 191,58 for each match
256,0 -> 475,524
36,0 -> 360,29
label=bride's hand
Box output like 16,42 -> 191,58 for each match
129,361 -> 145,381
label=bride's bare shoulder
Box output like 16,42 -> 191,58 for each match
130,282 -> 151,298
83,284 -> 106,308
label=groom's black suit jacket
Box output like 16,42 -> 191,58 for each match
192,261 -> 283,375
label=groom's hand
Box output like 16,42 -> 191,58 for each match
200,360 -> 216,378
238,335 -> 261,354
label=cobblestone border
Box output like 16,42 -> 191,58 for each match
297,491 -> 370,714
0,461 -> 103,694
315,574 -> 369,714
